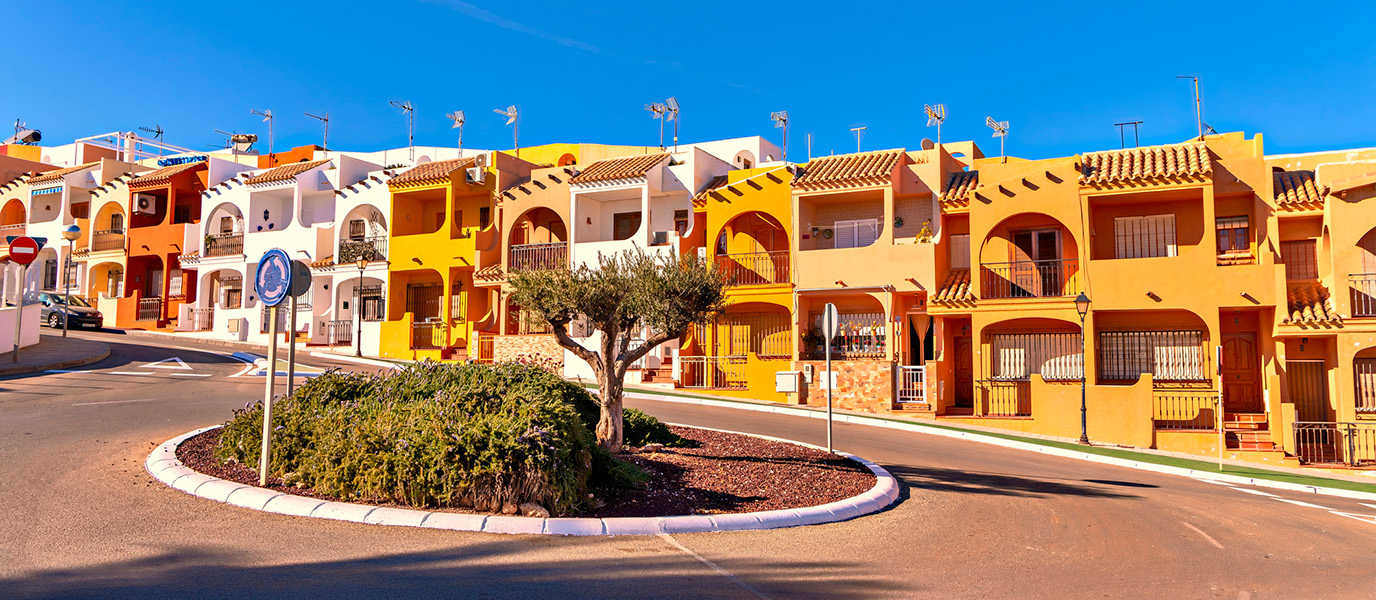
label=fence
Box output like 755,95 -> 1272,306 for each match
475,333 -> 495,363
1099,330 -> 1208,383
679,355 -> 748,390
206,233 -> 244,257
259,305 -> 289,333
975,380 -> 1032,417
809,311 -> 886,360
718,251 -> 790,286
339,236 -> 389,262
1293,422 -> 1376,466
1152,389 -> 1219,430
136,298 -> 162,321
989,332 -> 1083,381
897,365 -> 926,404
411,319 -> 446,350
191,307 -> 214,331
692,313 -> 791,358
1352,274 -> 1376,318
980,259 -> 1079,299
509,242 -> 568,272
325,320 -> 353,346
90,230 -> 126,252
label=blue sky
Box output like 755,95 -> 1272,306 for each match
8,1 -> 1376,161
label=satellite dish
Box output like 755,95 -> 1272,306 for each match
920,138 -> 935,151
416,155 -> 432,164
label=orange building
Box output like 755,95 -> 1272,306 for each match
115,159 -> 208,329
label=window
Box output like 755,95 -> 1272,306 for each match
990,332 -> 1083,381
1357,358 -> 1376,414
71,202 -> 89,219
174,204 -> 192,224
107,269 -> 124,298
1280,240 -> 1318,280
450,282 -> 465,323
715,230 -> 728,256
479,207 -> 491,229
406,283 -> 443,320
348,219 -> 366,240
1216,216 -> 1250,259
110,213 -> 124,232
613,212 -> 641,241
168,269 -> 183,296
42,260 -> 57,290
1098,330 -> 1206,382
949,234 -> 970,269
220,216 -> 235,234
1114,214 -> 1177,259
224,285 -> 242,309
63,261 -> 79,290
360,285 -> 385,321
833,219 -> 879,249
1012,229 -> 1060,262
674,210 -> 689,237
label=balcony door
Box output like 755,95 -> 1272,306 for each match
1011,229 -> 1060,297
1287,360 -> 1330,422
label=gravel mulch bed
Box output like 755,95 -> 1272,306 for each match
174,425 -> 876,519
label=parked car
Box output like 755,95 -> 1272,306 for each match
24,291 -> 104,330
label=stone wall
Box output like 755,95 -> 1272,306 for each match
493,334 -> 564,371
795,359 -> 894,413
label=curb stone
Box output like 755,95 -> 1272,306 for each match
146,425 -> 899,536
0,342 -> 111,376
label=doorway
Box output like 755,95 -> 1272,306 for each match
954,335 -> 974,408
1221,332 -> 1262,413
1287,360 -> 1330,422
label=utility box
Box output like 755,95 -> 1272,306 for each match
775,371 -> 803,393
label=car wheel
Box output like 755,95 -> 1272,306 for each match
48,313 -> 60,328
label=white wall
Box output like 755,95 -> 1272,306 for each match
0,303 -> 41,354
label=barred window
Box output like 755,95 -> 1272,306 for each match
1356,358 -> 1376,414
990,332 -> 1083,381
1098,330 -> 1206,382
949,234 -> 970,269
1114,214 -> 1177,259
694,313 -> 792,358
1280,240 -> 1318,280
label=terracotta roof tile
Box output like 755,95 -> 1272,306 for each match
1079,142 -> 1211,185
474,264 -> 505,282
1284,282 -> 1340,324
940,170 -> 979,207
128,160 -> 206,189
243,159 -> 331,186
792,149 -> 903,190
1273,170 -> 1327,208
310,255 -> 335,271
388,157 -> 475,188
932,269 -> 974,304
690,175 -> 730,206
26,162 -> 99,186
570,153 -> 669,185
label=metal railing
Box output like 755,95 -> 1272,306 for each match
980,259 -> 1079,299
475,333 -> 495,363
325,319 -> 353,346
411,319 -> 447,350
339,236 -> 388,262
1293,422 -> 1376,466
509,242 -> 568,272
191,307 -> 214,331
897,365 -> 926,404
137,298 -> 163,322
719,250 -> 790,286
1152,389 -> 1219,430
1350,274 -> 1376,318
260,305 -> 289,333
976,380 -> 1032,417
90,230 -> 125,252
679,355 -> 748,390
206,233 -> 244,257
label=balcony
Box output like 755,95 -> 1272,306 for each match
1351,274 -> 1376,317
980,259 -> 1079,299
206,233 -> 244,257
509,242 -> 568,272
339,236 -> 389,263
719,251 -> 790,286
90,230 -> 126,252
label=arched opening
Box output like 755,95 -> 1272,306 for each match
92,201 -> 127,253
204,202 -> 245,257
0,198 -> 26,235
508,207 -> 568,272
1353,228 -> 1376,317
338,204 -> 389,262
715,211 -> 789,286
557,153 -> 576,167
733,150 -> 756,170
979,212 -> 1081,299
87,261 -> 125,299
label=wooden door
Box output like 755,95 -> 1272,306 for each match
1221,333 -> 1262,412
613,212 -> 641,241
954,336 -> 974,408
1287,361 -> 1330,422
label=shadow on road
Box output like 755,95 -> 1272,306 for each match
884,464 -> 1143,500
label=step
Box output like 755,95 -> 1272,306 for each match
1224,421 -> 1267,430
1236,440 -> 1277,451
1225,413 -> 1267,423
1234,431 -> 1273,443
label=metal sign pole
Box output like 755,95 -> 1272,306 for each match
826,338 -> 833,454
822,303 -> 840,454
259,305 -> 279,486
11,265 -> 25,363
287,295 -> 297,395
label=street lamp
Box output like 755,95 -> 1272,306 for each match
60,224 -> 81,338
355,257 -> 369,357
1075,292 -> 1091,445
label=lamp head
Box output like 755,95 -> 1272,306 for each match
1074,292 -> 1091,317
61,224 -> 81,241
356,257 -> 369,271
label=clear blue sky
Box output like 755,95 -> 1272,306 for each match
8,1 -> 1376,161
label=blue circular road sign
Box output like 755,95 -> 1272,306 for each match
255,248 -> 293,307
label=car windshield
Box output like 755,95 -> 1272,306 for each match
54,295 -> 92,307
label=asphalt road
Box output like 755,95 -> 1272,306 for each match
2,331 -> 1375,599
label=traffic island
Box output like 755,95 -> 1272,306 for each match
0,333 -> 111,376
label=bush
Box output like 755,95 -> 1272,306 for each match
623,408 -> 686,448
217,361 -> 626,515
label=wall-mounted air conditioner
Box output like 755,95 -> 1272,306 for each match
133,193 -> 156,215
465,167 -> 486,185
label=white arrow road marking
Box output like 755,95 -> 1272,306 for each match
109,371 -> 154,376
73,399 -> 154,406
1182,522 -> 1224,549
1275,498 -> 1330,509
1330,511 -> 1376,525
140,357 -> 192,370
170,373 -> 211,377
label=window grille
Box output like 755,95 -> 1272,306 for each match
989,332 -> 1083,381
949,234 -> 970,269
1099,330 -> 1207,382
833,219 -> 878,249
1114,214 -> 1177,259
1280,240 -> 1318,280
694,313 -> 791,358
360,285 -> 385,321
1357,358 -> 1376,414
348,219 -> 366,239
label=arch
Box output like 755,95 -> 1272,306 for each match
198,268 -> 245,309
1,198 -> 26,226
337,203 -> 389,261
714,211 -> 789,286
978,211 -> 1082,299
557,153 -> 576,167
93,200 -> 127,232
733,150 -> 756,169
509,206 -> 567,246
87,261 -> 124,299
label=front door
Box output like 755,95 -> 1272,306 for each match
1288,361 -> 1331,422
954,335 -> 974,408
1221,332 -> 1262,413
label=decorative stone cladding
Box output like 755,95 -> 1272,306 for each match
493,334 -> 565,370
796,360 -> 894,413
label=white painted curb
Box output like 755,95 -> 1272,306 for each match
145,425 -> 898,536
627,391 -> 1376,503
307,352 -> 403,371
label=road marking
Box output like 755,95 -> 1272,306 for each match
140,356 -> 192,370
1275,498 -> 1330,510
108,371 -> 154,376
73,399 -> 154,406
1330,511 -> 1376,525
45,369 -> 92,374
659,533 -> 772,600
1234,488 -> 1279,498
1182,522 -> 1224,549
170,373 -> 212,377
1194,478 -> 1233,486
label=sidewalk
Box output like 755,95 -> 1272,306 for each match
0,333 -> 111,376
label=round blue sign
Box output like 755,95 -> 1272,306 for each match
255,248 -> 293,307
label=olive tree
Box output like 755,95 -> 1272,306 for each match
507,248 -> 728,452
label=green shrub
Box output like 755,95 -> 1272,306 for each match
623,407 -> 686,447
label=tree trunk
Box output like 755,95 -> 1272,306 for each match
595,370 -> 624,452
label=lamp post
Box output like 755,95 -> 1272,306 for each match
60,224 -> 82,338
355,257 -> 369,357
1075,292 -> 1091,445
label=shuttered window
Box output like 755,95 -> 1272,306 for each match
1356,358 -> 1376,413
949,234 -> 971,269
1280,240 -> 1318,280
990,333 -> 1083,381
1114,214 -> 1177,259
834,219 -> 879,249
1098,330 -> 1206,382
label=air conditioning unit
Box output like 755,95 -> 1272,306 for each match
473,152 -> 489,169
133,193 -> 156,215
651,231 -> 670,246
465,167 -> 486,185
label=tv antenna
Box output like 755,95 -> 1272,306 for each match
770,111 -> 789,162
924,104 -> 946,145
1176,76 -> 1204,140
850,126 -> 866,153
139,125 -> 165,156
389,100 -> 415,163
1114,120 -> 1143,148
446,110 -> 466,158
986,116 -> 1009,162
665,97 -> 680,152
645,101 -> 668,149
250,109 -> 275,164
806,132 -> 814,161
304,111 -> 329,152
494,105 -> 519,159
214,129 -> 257,156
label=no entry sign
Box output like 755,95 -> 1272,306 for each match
6,236 -> 44,266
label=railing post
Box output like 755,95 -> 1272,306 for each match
1347,423 -> 1357,467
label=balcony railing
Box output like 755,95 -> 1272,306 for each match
897,365 -> 926,404
679,355 -> 747,390
975,380 -> 1031,417
90,230 -> 125,252
719,251 -> 790,286
191,307 -> 214,331
1293,422 -> 1376,466
1351,274 -> 1376,317
206,233 -> 244,257
980,259 -> 1079,299
509,242 -> 568,272
339,236 -> 389,262
411,319 -> 446,350
137,298 -> 163,322
260,305 -> 289,333
1152,389 -> 1219,430
325,319 -> 353,346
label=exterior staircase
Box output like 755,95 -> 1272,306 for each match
640,358 -> 677,389
1224,413 -> 1275,451
440,346 -> 468,362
